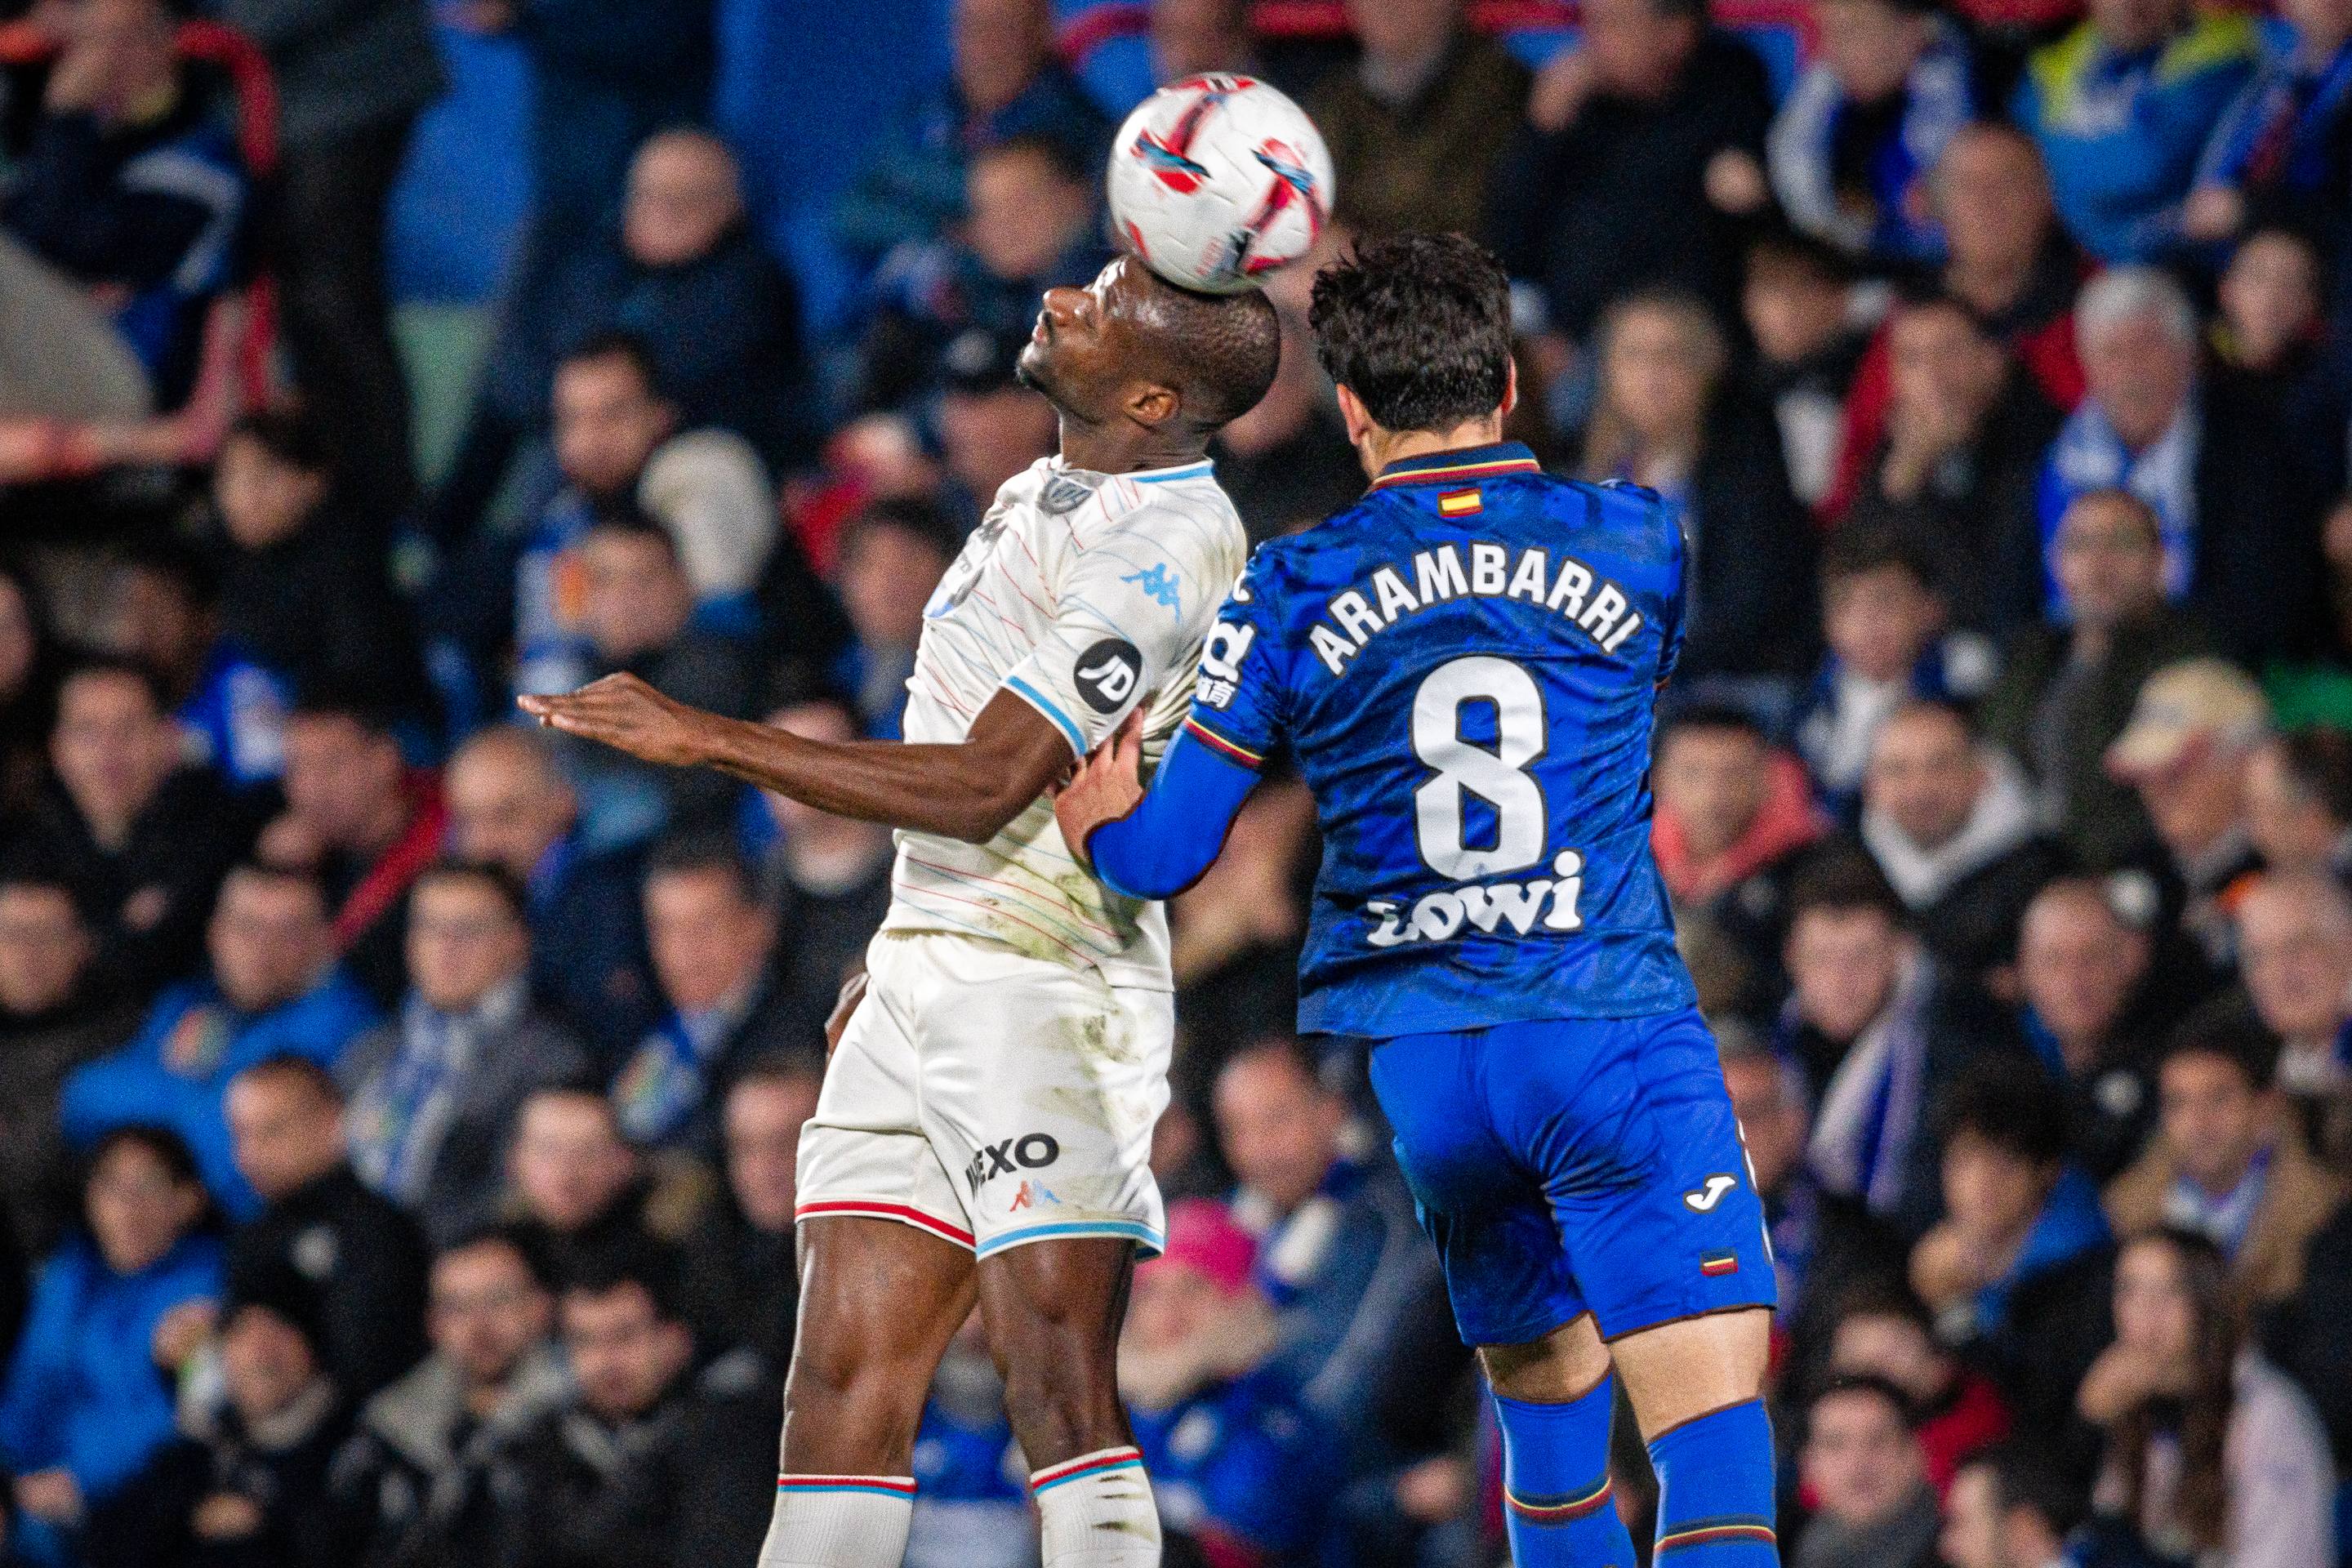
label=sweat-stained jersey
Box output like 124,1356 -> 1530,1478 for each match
879,454 -> 1247,990
1181,441 -> 1696,1037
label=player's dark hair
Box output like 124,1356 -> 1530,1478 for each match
1785,847 -> 1906,929
1134,271 -> 1282,431
558,330 -> 667,402
414,858 -> 532,925
229,1052 -> 345,1109
225,403 -> 338,478
1936,1062 -> 2069,1168
2270,727 -> 2352,826
2158,999 -> 2282,1094
1310,232 -> 1512,434
1820,524 -> 1938,595
1807,1371 -> 1919,1431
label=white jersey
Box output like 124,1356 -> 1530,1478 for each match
880,454 -> 1247,990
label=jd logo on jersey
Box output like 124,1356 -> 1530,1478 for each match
964,1133 -> 1062,1195
1683,1174 -> 1739,1213
1074,639 -> 1143,712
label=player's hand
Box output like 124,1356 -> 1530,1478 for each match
1055,708 -> 1147,869
519,675 -> 710,768
823,968 -> 867,1059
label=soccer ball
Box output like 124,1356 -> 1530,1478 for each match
1107,74 -> 1335,296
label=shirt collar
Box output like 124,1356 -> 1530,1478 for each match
1369,440 -> 1541,492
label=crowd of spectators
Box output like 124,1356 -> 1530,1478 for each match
3,0 -> 2352,1563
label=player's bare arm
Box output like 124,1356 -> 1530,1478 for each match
519,675 -> 1073,844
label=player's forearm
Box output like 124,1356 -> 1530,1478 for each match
692,713 -> 1040,842
1085,730 -> 1257,898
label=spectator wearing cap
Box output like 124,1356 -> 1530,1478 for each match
1736,231 -> 1873,513
207,408 -> 432,728
16,654 -> 263,1000
1981,490 -> 2216,871
0,871 -> 141,1256
1909,1067 -> 2114,1381
2243,728 -> 2352,885
327,1227 -> 568,1568
60,863 -> 376,1218
2014,878 -> 2207,1184
1790,537 -> 1997,822
933,332 -> 1060,532
1783,852 -> 2025,1240
676,1061 -> 818,1365
496,1246 -> 778,1568
1822,124 -> 2087,527
559,510 -> 761,845
225,1055 -> 429,1402
2015,0 -> 2257,263
831,498 -> 960,740
1823,1281 -> 2014,1500
1489,0 -> 1772,351
748,702 -> 895,1048
2104,1020 -> 2346,1307
1760,0 -> 1976,267
2233,871 -> 2352,1171
857,133 -> 1107,413
441,727 -> 656,1067
611,840 -> 800,1156
1854,702 -> 2069,987
2075,1229 -> 2335,1568
1795,1375 -> 1944,1568
341,862 -> 591,1250
1120,1199 -> 1334,1567
1306,0 -> 1530,238
2037,270 -> 2328,666
0,0 -> 250,418
0,1125 -> 224,1568
1653,706 -> 1828,1012
264,693 -> 446,1008
1937,1444 -> 2093,1568
452,332 -> 782,712
85,1290 -> 349,1568
831,0 -> 1109,266
2104,659 -> 2270,967
1835,296 -> 2064,641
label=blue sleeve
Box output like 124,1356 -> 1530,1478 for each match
0,1255 -> 82,1474
1085,726 -> 1260,900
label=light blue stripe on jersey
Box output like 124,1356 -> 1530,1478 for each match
1131,461 -> 1214,484
1002,675 -> 1086,755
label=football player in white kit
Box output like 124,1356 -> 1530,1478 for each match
522,253 -> 1281,1568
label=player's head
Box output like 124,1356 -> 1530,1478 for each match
1308,231 -> 1517,464
1017,254 -> 1281,449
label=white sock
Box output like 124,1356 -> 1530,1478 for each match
760,1475 -> 915,1567
1029,1446 -> 1161,1566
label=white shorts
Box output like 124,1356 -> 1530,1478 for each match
795,930 -> 1172,1260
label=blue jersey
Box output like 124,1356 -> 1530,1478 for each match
1181,442 -> 1695,1039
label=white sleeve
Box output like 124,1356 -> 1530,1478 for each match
999,505 -> 1225,758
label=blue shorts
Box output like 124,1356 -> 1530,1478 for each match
1365,1007 -> 1775,1347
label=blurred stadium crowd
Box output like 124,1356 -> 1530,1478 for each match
4,0 -> 2352,1564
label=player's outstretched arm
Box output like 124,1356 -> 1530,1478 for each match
1057,711 -> 1255,898
519,674 -> 1073,843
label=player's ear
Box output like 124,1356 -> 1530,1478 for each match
1334,384 -> 1374,445
1127,381 -> 1181,428
1501,355 -> 1520,421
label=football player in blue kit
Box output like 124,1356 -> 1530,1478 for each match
1054,233 -> 1779,1566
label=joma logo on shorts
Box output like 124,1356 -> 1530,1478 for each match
964,1133 -> 1062,1195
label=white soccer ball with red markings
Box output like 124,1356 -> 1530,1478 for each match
1107,74 -> 1335,296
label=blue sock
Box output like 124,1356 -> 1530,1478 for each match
1646,1399 -> 1780,1563
1494,1378 -> 1638,1566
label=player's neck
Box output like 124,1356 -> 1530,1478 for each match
1055,413 -> 1207,478
1355,415 -> 1509,479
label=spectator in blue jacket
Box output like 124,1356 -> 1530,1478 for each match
0,0 -> 250,412
2015,0 -> 2258,263
1121,1198 -> 1333,1567
59,862 -> 377,1218
2185,0 -> 2352,259
831,0 -> 1109,266
0,1125 -> 225,1568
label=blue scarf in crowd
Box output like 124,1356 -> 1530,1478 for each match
2037,395 -> 2200,612
1769,20 -> 1976,261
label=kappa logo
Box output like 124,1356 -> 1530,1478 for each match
1073,638 -> 1143,713
1122,563 -> 1182,613
963,1133 -> 1062,1196
1009,1179 -> 1061,1212
1683,1174 -> 1739,1214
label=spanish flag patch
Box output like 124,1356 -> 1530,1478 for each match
1699,1251 -> 1739,1277
1437,488 -> 1482,518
